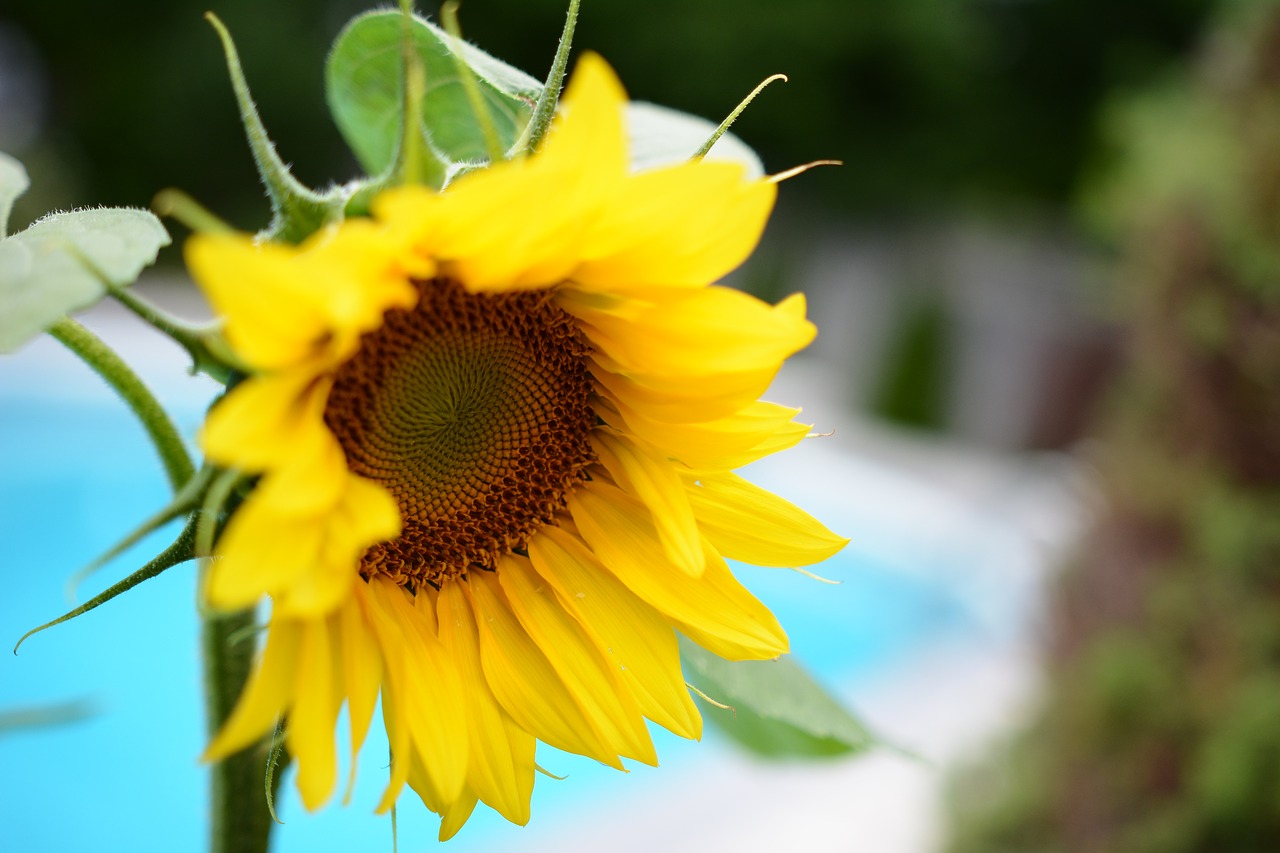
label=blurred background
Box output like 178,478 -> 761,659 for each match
4,0 -> 1280,851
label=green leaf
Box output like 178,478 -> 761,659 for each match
679,635 -> 875,759
326,10 -> 540,181
0,208 -> 170,353
0,700 -> 95,737
626,102 -> 764,176
0,152 -> 29,239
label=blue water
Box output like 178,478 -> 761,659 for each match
0,375 -> 973,851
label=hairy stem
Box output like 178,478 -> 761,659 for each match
199,470 -> 279,853
204,606 -> 275,853
47,317 -> 195,491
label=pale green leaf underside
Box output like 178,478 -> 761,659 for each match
326,11 -> 540,178
679,636 -> 875,759
0,208 -> 170,353
0,151 -> 31,239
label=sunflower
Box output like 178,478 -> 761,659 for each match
187,53 -> 846,839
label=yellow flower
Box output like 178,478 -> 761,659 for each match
187,54 -> 847,839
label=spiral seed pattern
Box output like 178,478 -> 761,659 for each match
324,278 -> 595,587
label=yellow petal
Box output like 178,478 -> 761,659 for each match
365,577 -> 468,806
432,162 -> 589,292
455,54 -> 631,290
590,429 -> 703,575
335,473 -> 403,548
351,583 -> 412,813
271,558 -> 353,618
204,618 -> 301,760
205,494 -> 326,610
536,52 -> 628,187
337,596 -> 382,804
529,527 -> 702,740
588,354 -> 780,424
460,53 -> 630,289
288,616 -> 342,810
234,473 -> 397,619
573,161 -> 775,289
412,583 -> 440,630
675,543 -> 791,661
437,580 -> 535,826
567,481 -> 788,660
497,553 -> 657,766
685,471 -> 849,567
238,423 -> 351,521
189,225 -> 419,372
185,235 -> 335,370
305,220 -> 422,327
274,474 -> 401,617
370,185 -> 445,262
404,55 -> 629,293
201,372 -> 334,476
467,570 -> 624,768
437,789 -> 480,842
598,393 -> 810,472
559,285 -> 815,377
375,688 -> 412,814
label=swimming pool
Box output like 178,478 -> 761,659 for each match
0,321 -> 997,852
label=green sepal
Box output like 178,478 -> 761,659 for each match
534,763 -> 568,780
64,465 -> 215,599
340,175 -> 389,219
205,13 -> 346,244
679,635 -> 876,759
264,718 -> 290,825
0,184 -> 170,353
13,514 -> 200,654
626,102 -> 764,176
326,10 -> 540,184
691,74 -> 787,163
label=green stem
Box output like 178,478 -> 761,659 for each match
514,0 -> 580,155
440,2 -> 506,164
199,470 -> 277,853
396,0 -> 428,185
152,188 -> 235,236
48,317 -> 196,491
204,605 -> 274,853
108,286 -> 235,383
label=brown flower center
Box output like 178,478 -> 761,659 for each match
323,278 -> 595,587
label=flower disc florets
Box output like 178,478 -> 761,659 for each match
324,278 -> 596,587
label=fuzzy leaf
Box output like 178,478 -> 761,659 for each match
326,10 -> 540,179
0,208 -> 170,353
0,152 -> 29,239
627,102 -> 764,177
679,635 -> 875,759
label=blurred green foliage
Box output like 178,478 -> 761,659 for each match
948,2 -> 1280,849
1,0 -> 1212,230
868,290 -> 952,431
679,636 -> 876,760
